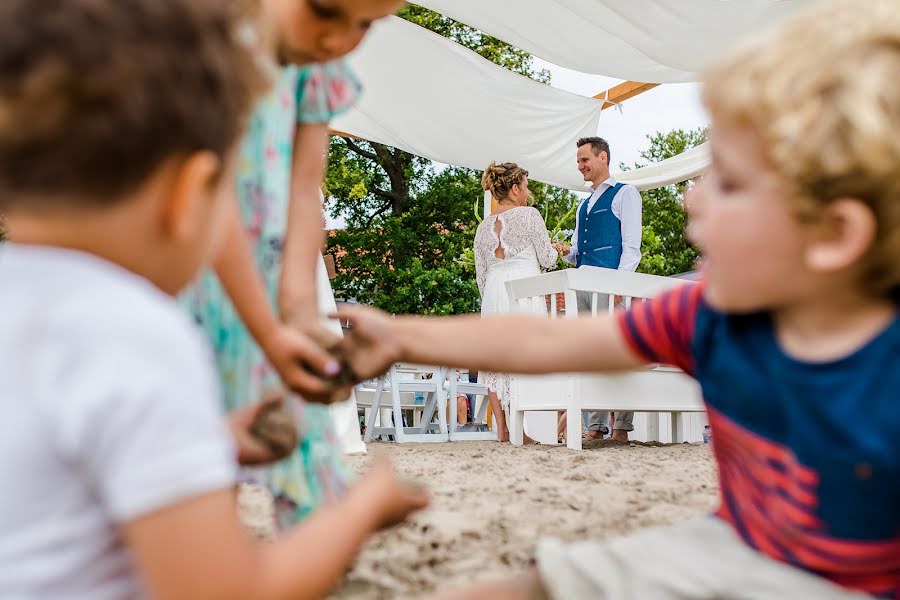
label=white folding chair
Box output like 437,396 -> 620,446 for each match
359,364 -> 450,443
447,369 -> 496,441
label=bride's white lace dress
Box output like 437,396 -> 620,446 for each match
474,206 -> 557,409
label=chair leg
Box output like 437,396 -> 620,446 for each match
566,408 -> 582,450
448,392 -> 458,440
448,377 -> 458,440
509,408 -> 524,445
390,372 -> 406,442
669,411 -> 683,444
364,378 -> 385,443
646,412 -> 660,443
475,395 -> 488,422
435,389 -> 448,436
419,391 -> 437,433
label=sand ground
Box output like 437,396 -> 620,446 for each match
240,440 -> 719,599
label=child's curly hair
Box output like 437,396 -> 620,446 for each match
703,0 -> 900,300
0,0 -> 266,209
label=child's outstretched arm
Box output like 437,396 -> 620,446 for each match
123,458 -> 428,600
214,201 -> 345,402
279,122 -> 330,330
333,305 -> 646,382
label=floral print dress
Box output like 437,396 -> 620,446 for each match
181,59 -> 361,527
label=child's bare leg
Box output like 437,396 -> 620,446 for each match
429,569 -> 548,600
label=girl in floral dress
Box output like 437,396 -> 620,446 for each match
182,0 -> 402,527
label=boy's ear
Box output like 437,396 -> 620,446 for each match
804,198 -> 877,274
161,151 -> 221,242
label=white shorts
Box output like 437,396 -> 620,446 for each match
536,517 -> 872,600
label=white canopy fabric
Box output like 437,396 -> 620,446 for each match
332,16 -> 602,191
414,0 -> 817,83
614,142 -> 709,191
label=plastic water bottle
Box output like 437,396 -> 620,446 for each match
703,425 -> 712,444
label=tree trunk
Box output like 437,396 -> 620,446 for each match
370,142 -> 411,217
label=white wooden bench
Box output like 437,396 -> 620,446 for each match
505,266 -> 706,449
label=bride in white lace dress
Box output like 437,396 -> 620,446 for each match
475,162 -> 559,442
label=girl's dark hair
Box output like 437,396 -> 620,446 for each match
0,0 -> 265,209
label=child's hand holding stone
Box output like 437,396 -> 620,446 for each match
229,393 -> 298,466
331,305 -> 404,381
259,324 -> 345,403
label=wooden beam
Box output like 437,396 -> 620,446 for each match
329,128 -> 363,140
594,81 -> 659,110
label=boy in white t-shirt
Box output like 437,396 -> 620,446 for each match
0,1 -> 427,599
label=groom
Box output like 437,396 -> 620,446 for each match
557,137 -> 643,442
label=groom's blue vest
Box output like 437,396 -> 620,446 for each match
576,182 -> 624,269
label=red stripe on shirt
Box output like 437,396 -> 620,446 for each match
711,407 -> 900,595
618,283 -> 701,374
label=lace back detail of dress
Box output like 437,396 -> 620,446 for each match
476,207 -> 539,261
474,207 -> 558,295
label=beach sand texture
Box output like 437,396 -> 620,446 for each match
238,440 -> 719,599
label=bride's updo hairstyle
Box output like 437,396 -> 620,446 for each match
482,162 -> 530,203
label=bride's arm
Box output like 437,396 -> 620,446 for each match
474,226 -> 489,297
528,208 -> 559,269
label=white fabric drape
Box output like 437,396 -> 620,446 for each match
330,5 -> 821,191
414,0 -> 817,83
614,142 -> 709,191
332,16 -> 603,191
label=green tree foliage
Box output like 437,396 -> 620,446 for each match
634,127 -> 707,276
328,167 -> 482,314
